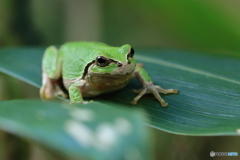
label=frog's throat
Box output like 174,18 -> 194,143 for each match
86,72 -> 132,96
63,73 -> 132,97
86,72 -> 132,84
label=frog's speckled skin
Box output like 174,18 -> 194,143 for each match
40,41 -> 178,107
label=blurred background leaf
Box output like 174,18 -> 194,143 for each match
0,100 -> 152,160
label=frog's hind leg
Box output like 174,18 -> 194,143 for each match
40,72 -> 55,99
40,46 -> 67,100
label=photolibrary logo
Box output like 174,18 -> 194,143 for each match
210,151 -> 238,157
210,151 -> 215,157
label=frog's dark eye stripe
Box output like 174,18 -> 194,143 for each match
109,58 -> 122,67
128,47 -> 134,58
127,47 -> 134,64
82,60 -> 95,79
96,56 -> 109,67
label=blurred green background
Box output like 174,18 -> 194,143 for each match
0,0 -> 240,160
2,0 -> 240,53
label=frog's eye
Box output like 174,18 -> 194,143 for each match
96,56 -> 109,67
128,48 -> 134,58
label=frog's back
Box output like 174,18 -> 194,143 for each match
60,41 -> 111,80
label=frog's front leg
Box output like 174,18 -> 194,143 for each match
131,64 -> 178,107
40,46 -> 67,99
68,80 -> 90,104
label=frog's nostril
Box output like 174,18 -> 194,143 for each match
117,62 -> 122,67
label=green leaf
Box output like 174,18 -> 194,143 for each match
0,99 -> 151,160
0,48 -> 240,136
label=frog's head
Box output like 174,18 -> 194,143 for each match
88,44 -> 136,76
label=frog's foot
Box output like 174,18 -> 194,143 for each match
131,82 -> 178,107
55,86 -> 68,99
40,73 -> 55,100
70,100 -> 94,105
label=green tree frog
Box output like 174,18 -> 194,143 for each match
40,42 -> 178,107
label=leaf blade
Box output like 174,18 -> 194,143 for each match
0,99 -> 151,160
0,48 -> 240,136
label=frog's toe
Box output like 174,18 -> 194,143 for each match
85,100 -> 94,104
82,101 -> 91,104
55,86 -> 68,98
131,88 -> 147,105
172,89 -> 179,94
161,101 -> 168,107
131,100 -> 137,105
155,86 -> 179,94
149,87 -> 169,107
71,100 -> 94,105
